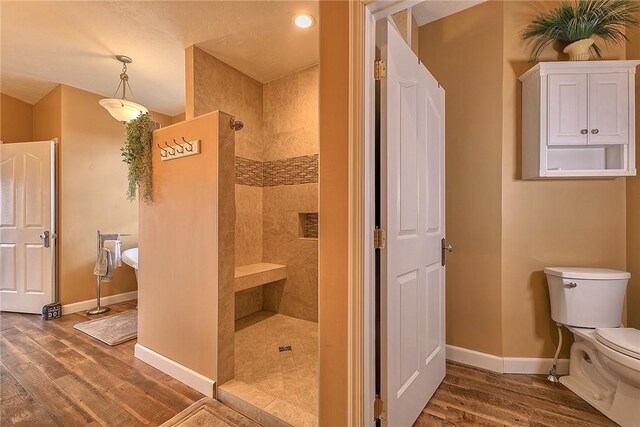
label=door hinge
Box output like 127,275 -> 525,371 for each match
374,228 -> 386,249
374,398 -> 386,420
374,60 -> 386,81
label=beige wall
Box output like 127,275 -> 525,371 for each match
138,111 -> 235,381
191,46 -> 320,322
192,46 -> 263,159
318,1 -> 349,425
263,65 -> 319,161
0,93 -> 33,143
30,85 -> 171,306
627,28 -> 640,329
419,1 -> 505,356
33,86 -> 62,143
262,65 -> 319,322
58,86 -> 139,304
501,1 -> 626,358
191,46 -> 264,269
420,1 -> 628,358
171,113 -> 186,124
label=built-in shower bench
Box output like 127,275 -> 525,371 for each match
234,262 -> 287,292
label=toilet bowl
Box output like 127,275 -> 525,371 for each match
545,267 -> 640,427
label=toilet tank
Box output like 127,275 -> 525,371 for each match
545,267 -> 630,328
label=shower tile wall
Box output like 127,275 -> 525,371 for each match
193,46 -> 319,322
262,65 -> 319,322
193,47 -> 263,160
193,47 -> 264,317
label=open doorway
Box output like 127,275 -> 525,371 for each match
182,5 -> 321,426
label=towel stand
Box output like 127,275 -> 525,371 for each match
88,230 -> 131,315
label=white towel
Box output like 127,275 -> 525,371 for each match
93,247 -> 114,282
103,240 -> 122,268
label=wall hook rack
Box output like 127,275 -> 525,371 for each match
182,137 -> 194,151
160,137 -> 200,161
157,144 -> 168,158
172,139 -> 185,154
164,141 -> 176,155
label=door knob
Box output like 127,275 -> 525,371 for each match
39,231 -> 50,248
441,238 -> 454,266
591,129 -> 599,134
580,129 -> 588,135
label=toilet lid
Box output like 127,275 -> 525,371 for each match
544,267 -> 630,280
595,328 -> 640,360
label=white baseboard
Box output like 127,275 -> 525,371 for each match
446,344 -> 504,373
134,343 -> 215,397
62,291 -> 138,315
503,356 -> 569,375
446,345 -> 569,375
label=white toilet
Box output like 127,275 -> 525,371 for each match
545,267 -> 640,427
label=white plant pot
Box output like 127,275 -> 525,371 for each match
563,38 -> 595,61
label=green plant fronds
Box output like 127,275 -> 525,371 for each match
122,113 -> 156,204
522,0 -> 640,61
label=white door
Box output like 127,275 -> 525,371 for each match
377,20 -> 446,427
588,72 -> 629,145
548,73 -> 589,145
0,141 -> 56,313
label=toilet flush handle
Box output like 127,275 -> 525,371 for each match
564,282 -> 577,289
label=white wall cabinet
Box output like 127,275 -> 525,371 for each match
519,61 -> 640,179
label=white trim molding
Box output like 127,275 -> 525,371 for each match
446,345 -> 504,373
503,357 -> 570,375
134,343 -> 215,397
61,291 -> 137,315
446,345 -> 570,375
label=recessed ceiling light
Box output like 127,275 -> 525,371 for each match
294,14 -> 315,29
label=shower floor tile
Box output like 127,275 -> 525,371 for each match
229,311 -> 318,424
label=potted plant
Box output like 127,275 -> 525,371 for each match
522,0 -> 640,62
122,112 -> 156,204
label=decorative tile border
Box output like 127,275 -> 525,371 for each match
235,154 -> 319,187
264,155 -> 318,187
235,157 -> 263,187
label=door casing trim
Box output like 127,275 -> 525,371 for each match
350,2 -> 425,426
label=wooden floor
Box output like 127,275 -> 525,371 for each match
416,362 -> 616,426
1,300 -> 617,427
1,301 -> 203,426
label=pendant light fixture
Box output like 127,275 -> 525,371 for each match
99,55 -> 148,123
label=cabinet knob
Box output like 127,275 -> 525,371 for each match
591,129 -> 599,134
580,129 -> 588,134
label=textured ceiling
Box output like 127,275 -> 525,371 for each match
0,1 -> 319,116
412,0 -> 486,26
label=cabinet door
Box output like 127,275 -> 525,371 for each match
588,73 -> 629,145
548,73 -> 588,145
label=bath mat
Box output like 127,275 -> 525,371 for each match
73,310 -> 137,346
160,398 -> 259,427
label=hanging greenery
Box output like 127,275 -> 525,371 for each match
122,113 -> 156,204
522,0 -> 640,62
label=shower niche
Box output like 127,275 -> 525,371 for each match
299,212 -> 319,239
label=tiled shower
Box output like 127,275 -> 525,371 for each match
231,64 -> 319,426
190,46 -> 320,425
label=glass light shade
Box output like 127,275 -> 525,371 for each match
99,98 -> 148,123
